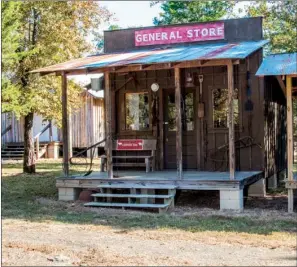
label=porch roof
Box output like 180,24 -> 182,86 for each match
32,40 -> 268,75
256,53 -> 297,76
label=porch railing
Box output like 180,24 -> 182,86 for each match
69,137 -> 106,176
1,124 -> 12,137
34,121 -> 52,159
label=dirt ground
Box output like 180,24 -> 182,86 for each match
2,217 -> 296,267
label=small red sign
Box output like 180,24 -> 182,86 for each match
135,22 -> 224,46
117,139 -> 143,150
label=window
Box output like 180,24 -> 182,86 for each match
167,93 -> 176,131
125,93 -> 149,130
184,93 -> 194,131
167,92 -> 194,131
213,88 -> 239,128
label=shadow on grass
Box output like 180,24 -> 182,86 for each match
2,162 -> 297,236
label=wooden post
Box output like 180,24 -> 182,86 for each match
35,136 -> 39,159
62,72 -> 69,177
105,72 -> 113,178
175,68 -> 183,179
286,75 -> 294,212
49,120 -> 53,142
227,61 -> 235,180
158,87 -> 164,170
68,112 -> 73,158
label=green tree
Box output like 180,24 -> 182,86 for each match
2,1 -> 111,173
151,1 -> 235,25
245,0 -> 297,53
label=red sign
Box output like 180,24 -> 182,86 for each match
135,22 -> 224,46
117,139 -> 143,150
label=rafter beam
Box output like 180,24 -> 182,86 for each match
276,75 -> 286,96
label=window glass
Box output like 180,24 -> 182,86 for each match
213,88 -> 239,128
167,93 -> 176,131
185,93 -> 194,131
125,93 -> 149,130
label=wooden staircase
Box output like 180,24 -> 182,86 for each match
85,183 -> 177,213
1,142 -> 49,160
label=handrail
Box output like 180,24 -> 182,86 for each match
34,121 -> 51,159
69,137 -> 106,176
2,125 -> 12,137
69,137 -> 106,164
34,122 -> 51,139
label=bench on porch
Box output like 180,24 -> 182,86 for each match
99,139 -> 157,172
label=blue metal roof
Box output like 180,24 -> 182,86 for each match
84,40 -> 269,69
256,53 -> 297,76
32,40 -> 268,74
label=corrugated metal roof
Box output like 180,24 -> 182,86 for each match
256,53 -> 297,76
32,40 -> 268,74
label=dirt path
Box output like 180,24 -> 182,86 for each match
2,219 -> 296,266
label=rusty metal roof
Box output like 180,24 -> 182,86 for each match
256,53 -> 297,76
32,40 -> 268,74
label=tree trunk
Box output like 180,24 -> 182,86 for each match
23,112 -> 36,173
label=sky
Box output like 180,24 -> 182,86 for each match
101,1 -> 248,30
101,1 -> 162,29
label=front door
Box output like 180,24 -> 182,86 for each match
163,88 -> 197,169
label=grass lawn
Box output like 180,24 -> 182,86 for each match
2,160 -> 297,236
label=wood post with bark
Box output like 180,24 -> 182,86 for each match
286,75 -> 294,213
62,71 -> 69,177
227,61 -> 235,180
105,72 -> 113,178
175,67 -> 183,179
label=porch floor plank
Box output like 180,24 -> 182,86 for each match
84,202 -> 169,208
91,193 -> 175,198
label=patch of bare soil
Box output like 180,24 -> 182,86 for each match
2,219 -> 297,266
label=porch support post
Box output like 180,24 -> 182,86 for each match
61,71 -> 69,177
105,72 -> 113,178
286,75 -> 293,213
227,61 -> 235,180
175,67 -> 183,179
68,111 -> 73,158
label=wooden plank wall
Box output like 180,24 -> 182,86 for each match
1,112 -> 25,144
111,52 -> 267,172
70,93 -> 105,148
112,69 -> 175,170
264,76 -> 287,178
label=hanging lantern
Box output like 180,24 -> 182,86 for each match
185,72 -> 194,87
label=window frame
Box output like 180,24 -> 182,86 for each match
208,85 -> 242,133
119,89 -> 153,134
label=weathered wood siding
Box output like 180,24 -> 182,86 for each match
104,17 -> 263,53
1,112 -> 24,144
264,76 -> 287,178
109,49 -> 278,173
70,93 -> 105,148
1,113 -> 59,144
2,94 -> 105,148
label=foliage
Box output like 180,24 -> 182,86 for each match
151,1 -> 235,25
245,0 -> 297,54
1,1 -> 112,125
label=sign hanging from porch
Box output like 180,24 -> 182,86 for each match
135,22 -> 225,46
117,139 -> 144,150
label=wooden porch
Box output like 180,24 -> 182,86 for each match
57,170 -> 264,212
58,170 -> 263,190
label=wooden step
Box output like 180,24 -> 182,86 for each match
97,184 -> 177,189
84,202 -> 169,209
91,193 -> 175,199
